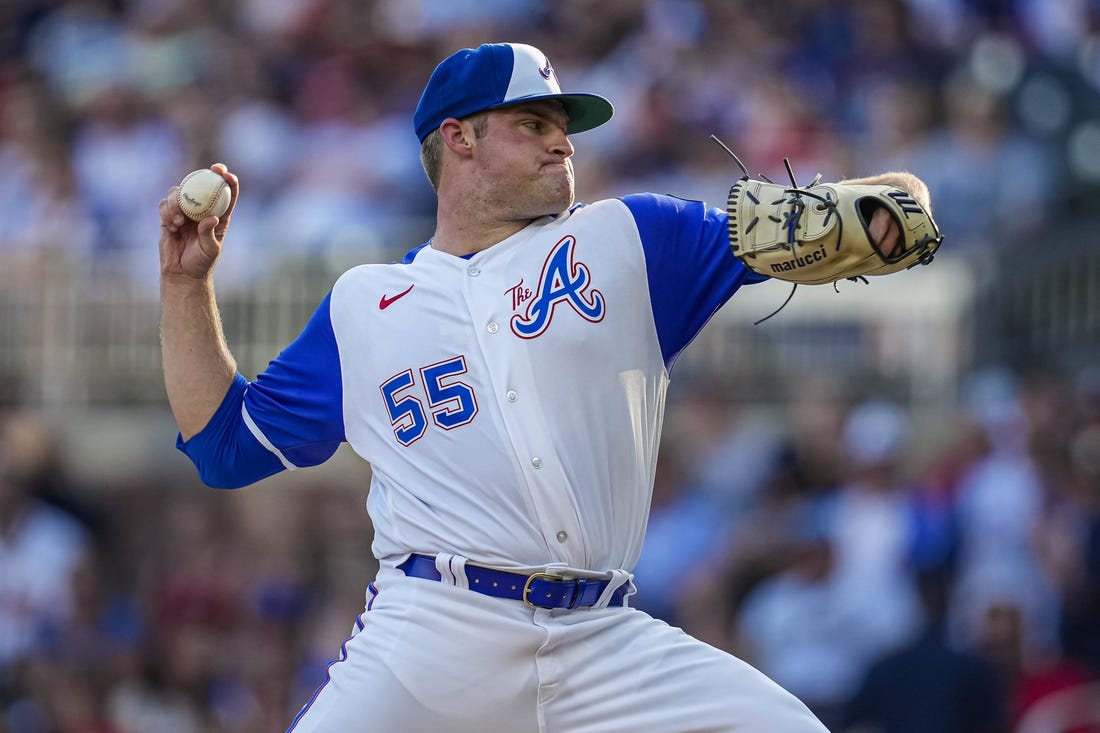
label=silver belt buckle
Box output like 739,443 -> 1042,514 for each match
522,572 -> 570,609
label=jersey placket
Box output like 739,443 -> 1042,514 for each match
460,243 -> 590,568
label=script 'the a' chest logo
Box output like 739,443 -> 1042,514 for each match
509,235 -> 605,339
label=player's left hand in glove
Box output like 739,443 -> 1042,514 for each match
725,161 -> 943,287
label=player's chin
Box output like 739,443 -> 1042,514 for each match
554,171 -> 576,204
545,190 -> 575,216
532,179 -> 574,215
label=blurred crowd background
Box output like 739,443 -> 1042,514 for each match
1,0 -> 1100,731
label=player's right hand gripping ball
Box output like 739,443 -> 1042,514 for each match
176,168 -> 232,222
727,177 -> 943,286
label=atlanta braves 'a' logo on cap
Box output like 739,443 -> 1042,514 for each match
539,56 -> 554,80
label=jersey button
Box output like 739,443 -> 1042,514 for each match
487,322 -> 499,334
506,390 -> 518,402
467,266 -> 481,277
531,457 -> 542,469
556,531 -> 568,543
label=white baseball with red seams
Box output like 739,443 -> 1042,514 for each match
176,168 -> 231,221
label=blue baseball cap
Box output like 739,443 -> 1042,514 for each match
413,43 -> 614,143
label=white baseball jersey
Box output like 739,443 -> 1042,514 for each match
180,193 -> 761,574
180,193 -> 834,733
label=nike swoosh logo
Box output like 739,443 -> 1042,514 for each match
379,284 -> 414,310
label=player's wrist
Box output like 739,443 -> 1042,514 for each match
160,270 -> 216,299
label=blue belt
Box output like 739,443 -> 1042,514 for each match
398,553 -> 628,610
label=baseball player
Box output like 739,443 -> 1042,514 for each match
158,43 -> 939,732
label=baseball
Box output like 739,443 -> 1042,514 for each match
176,168 -> 232,221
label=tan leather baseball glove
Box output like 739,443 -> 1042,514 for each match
727,173 -> 943,286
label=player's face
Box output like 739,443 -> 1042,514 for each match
473,101 -> 575,220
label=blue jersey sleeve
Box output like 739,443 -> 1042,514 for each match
177,291 -> 346,488
622,193 -> 767,369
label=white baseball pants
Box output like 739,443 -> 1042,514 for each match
287,565 -> 829,733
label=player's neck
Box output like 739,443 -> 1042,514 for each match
431,205 -> 534,257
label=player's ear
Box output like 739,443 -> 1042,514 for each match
440,118 -> 476,157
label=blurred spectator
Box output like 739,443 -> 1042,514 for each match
889,67 -> 1057,252
825,400 -> 925,656
68,85 -> 184,278
0,412 -> 93,732
733,489 -> 851,730
733,398 -> 928,729
0,72 -> 95,262
949,370 -> 1063,665
23,0 -> 132,109
629,429 -> 732,626
1061,419 -> 1100,675
970,594 -> 1098,733
840,567 -> 1009,733
0,413 -> 90,670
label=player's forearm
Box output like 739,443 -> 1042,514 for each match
160,274 -> 238,440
